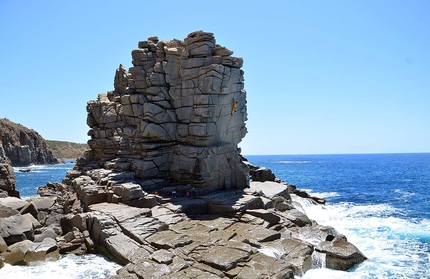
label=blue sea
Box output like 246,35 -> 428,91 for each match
247,153 -> 430,279
1,153 -> 429,278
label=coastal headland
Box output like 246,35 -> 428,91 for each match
0,31 -> 366,277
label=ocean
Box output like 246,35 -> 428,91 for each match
1,153 -> 429,278
247,153 -> 430,279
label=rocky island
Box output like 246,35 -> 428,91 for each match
0,31 -> 366,277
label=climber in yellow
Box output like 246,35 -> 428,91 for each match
231,101 -> 238,115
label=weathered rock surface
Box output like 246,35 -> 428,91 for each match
0,31 -> 367,276
0,118 -> 59,167
316,234 -> 367,271
0,214 -> 34,245
0,163 -> 18,198
70,30 -> 248,202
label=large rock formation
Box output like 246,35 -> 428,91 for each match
0,31 -> 367,276
75,30 -> 248,202
0,118 -> 59,167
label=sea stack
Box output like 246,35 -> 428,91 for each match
76,30 -> 248,200
39,31 -> 365,277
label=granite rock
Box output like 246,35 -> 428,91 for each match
66,30 -> 248,205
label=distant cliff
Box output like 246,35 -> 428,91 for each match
46,140 -> 88,159
0,118 -> 59,166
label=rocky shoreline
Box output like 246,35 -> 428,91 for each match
0,30 -> 366,277
0,164 -> 366,277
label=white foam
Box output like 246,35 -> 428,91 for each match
292,195 -> 430,278
276,160 -> 312,164
0,254 -> 121,279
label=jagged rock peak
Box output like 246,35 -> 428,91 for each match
0,118 -> 59,167
77,30 -> 248,199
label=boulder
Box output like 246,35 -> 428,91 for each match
246,208 -> 281,226
34,227 -> 56,242
23,213 -> 42,229
250,167 -> 276,182
316,234 -> 367,270
203,190 -> 264,216
0,235 -> 7,252
0,214 -> 34,245
2,239 -> 33,265
0,197 -> 29,211
24,237 -> 59,264
0,204 -> 20,218
19,202 -> 39,219
2,238 -> 59,266
30,196 -> 56,211
250,181 -> 290,199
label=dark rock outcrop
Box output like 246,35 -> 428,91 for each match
0,118 -> 59,167
0,163 -> 18,198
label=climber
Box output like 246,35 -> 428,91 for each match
231,101 -> 238,115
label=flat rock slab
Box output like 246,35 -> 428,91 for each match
30,197 -> 56,211
88,202 -> 152,221
250,181 -> 289,199
0,204 -> 20,218
199,245 -> 251,271
246,209 -> 281,226
146,230 -> 193,250
201,191 -> 264,216
227,222 -> 281,243
0,197 -> 29,211
226,253 -> 294,279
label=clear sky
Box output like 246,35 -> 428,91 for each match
1,1 -> 429,155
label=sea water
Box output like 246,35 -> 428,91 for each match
247,153 -> 430,279
2,154 -> 429,278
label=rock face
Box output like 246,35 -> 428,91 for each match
0,118 -> 59,167
0,163 -> 18,198
0,31 -> 367,276
81,30 -> 248,195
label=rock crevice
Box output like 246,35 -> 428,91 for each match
81,30 -> 248,196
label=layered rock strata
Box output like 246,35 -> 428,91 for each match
0,118 -> 59,167
0,31 -> 367,276
81,30 -> 248,197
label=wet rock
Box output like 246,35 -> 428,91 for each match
316,235 -> 367,270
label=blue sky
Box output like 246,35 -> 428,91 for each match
1,1 -> 429,155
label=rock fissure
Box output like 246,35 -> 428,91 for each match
0,31 -> 368,278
